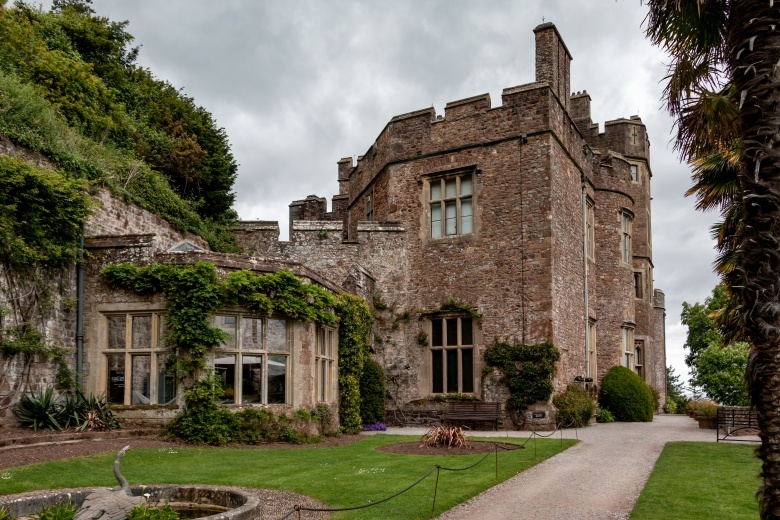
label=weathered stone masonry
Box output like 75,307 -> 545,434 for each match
0,23 -> 666,429
239,23 -> 667,425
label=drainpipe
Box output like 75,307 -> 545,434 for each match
76,233 -> 84,389
581,175 -> 590,379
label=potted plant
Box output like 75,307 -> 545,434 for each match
694,401 -> 718,429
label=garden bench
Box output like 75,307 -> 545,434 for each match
443,401 -> 503,430
717,406 -> 760,442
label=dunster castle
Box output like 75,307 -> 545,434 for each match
0,23 -> 665,428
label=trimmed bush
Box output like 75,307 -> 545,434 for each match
553,384 -> 596,428
360,357 -> 386,424
596,408 -> 615,423
599,366 -> 655,422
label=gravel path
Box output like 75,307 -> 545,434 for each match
405,415 -> 751,520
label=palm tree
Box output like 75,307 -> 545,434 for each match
645,0 -> 780,516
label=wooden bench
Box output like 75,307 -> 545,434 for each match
717,406 -> 760,442
443,401 -> 503,430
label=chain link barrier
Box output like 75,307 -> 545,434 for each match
273,423 -> 578,519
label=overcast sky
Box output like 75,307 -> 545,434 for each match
47,0 -> 721,388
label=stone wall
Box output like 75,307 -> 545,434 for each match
87,188 -> 210,252
272,22 -> 667,423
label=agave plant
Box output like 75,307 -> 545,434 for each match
14,386 -> 63,431
75,391 -> 119,431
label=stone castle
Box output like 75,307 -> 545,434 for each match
235,22 -> 667,422
0,23 -> 665,428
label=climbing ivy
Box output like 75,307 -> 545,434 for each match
103,262 -> 372,434
0,156 -> 92,395
103,262 -> 338,377
333,292 -> 373,433
483,341 -> 560,410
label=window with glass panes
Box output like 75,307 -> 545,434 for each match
620,211 -> 632,263
364,189 -> 374,221
316,325 -> 336,402
211,315 -> 289,405
429,316 -> 474,393
429,174 -> 473,238
104,312 -> 175,405
586,198 -> 595,260
634,340 -> 645,379
622,326 -> 635,370
630,164 -> 639,182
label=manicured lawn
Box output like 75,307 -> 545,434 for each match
631,441 -> 761,520
0,435 -> 575,519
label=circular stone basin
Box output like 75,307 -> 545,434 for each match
1,486 -> 260,520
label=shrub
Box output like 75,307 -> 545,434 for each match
79,392 -> 119,431
553,385 -> 596,428
419,425 -> 466,448
360,358 -> 386,425
362,421 -> 387,431
596,408 -> 615,423
166,374 -> 238,445
14,387 -> 119,432
598,366 -> 654,422
650,386 -> 661,412
32,501 -> 76,520
312,403 -> 337,436
689,399 -> 718,418
14,386 -> 62,431
127,504 -> 179,520
663,399 -> 678,414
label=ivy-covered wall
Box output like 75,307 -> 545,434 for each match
0,156 -> 92,422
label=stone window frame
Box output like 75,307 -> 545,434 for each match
634,339 -> 645,379
315,324 -> 337,403
633,270 -> 644,299
211,313 -> 290,406
585,197 -> 595,261
587,319 -> 597,380
621,324 -> 635,370
629,164 -> 639,183
364,188 -> 374,221
424,167 -> 476,239
620,209 -> 633,264
427,314 -> 476,394
103,311 -> 175,406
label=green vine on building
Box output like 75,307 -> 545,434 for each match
483,341 -> 559,410
0,156 -> 92,393
102,262 -> 372,433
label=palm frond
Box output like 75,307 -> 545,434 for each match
687,146 -> 741,211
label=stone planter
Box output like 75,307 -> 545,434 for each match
697,416 -> 717,429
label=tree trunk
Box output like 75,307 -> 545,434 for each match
728,1 -> 780,517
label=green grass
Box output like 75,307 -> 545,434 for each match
631,441 -> 761,520
0,435 -> 575,519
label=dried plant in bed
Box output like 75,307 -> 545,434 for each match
419,425 -> 467,449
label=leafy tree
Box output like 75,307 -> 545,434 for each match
645,1 -> 780,514
694,342 -> 750,406
666,366 -> 686,401
0,2 -> 238,225
680,284 -> 729,368
681,284 -> 750,405
665,366 -> 689,413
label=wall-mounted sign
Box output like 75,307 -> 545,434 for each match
532,411 -> 546,419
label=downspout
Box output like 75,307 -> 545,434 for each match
76,233 -> 84,389
581,174 -> 590,378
